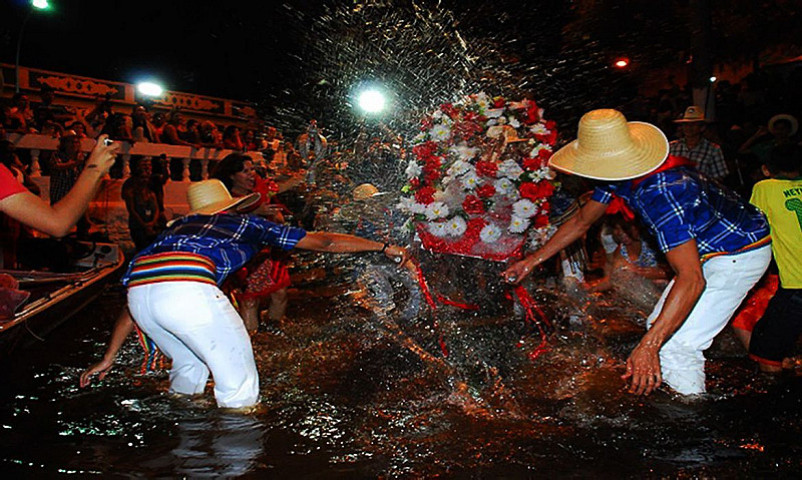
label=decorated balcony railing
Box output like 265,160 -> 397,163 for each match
7,133 -> 264,181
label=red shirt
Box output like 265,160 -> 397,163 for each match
0,164 -> 27,201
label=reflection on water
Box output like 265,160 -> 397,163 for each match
1,275 -> 801,477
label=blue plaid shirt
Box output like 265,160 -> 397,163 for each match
591,167 -> 769,256
122,213 -> 306,286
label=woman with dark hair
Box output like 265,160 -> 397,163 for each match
222,125 -> 244,151
212,154 -> 288,332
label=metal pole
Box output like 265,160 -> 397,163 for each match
15,10 -> 33,93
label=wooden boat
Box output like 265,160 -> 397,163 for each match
0,240 -> 125,355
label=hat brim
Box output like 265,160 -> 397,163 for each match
673,118 -> 706,123
768,114 -> 799,136
548,121 -> 669,182
166,192 -> 261,227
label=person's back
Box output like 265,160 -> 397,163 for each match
748,144 -> 802,371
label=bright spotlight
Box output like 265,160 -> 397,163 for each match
358,89 -> 386,114
32,0 -> 49,10
709,76 -> 717,83
613,58 -> 629,68
137,82 -> 164,97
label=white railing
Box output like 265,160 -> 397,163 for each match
7,133 -> 264,181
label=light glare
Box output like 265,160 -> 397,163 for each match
32,0 -> 49,9
709,76 -> 717,83
358,89 -> 386,113
137,82 -> 164,97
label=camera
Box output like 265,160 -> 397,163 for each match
103,138 -> 114,147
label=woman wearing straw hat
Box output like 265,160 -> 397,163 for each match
502,109 -> 771,397
113,179 -> 408,409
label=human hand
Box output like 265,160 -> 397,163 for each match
501,258 -> 535,284
84,135 -> 120,175
79,358 -> 114,388
384,245 -> 409,266
622,341 -> 662,395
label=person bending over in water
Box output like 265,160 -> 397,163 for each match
81,179 -> 408,410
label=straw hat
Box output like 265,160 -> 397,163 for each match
167,179 -> 261,226
549,109 -> 668,181
673,106 -> 706,123
768,114 -> 798,136
352,183 -> 379,201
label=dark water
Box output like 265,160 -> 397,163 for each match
1,274 -> 801,478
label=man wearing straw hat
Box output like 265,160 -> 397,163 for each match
669,106 -> 728,181
502,109 -> 771,397
114,179 -> 408,410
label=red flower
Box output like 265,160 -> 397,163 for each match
545,120 -> 557,130
534,214 -> 549,228
535,130 -> 558,146
441,103 -> 459,120
415,186 -> 436,205
409,178 -> 420,189
475,160 -> 498,178
477,183 -> 496,199
493,96 -> 506,108
522,157 -> 543,171
524,100 -> 540,125
519,181 -> 554,201
424,167 -> 441,183
413,141 -> 438,161
462,195 -> 485,215
537,149 -> 552,161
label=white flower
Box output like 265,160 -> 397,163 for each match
396,197 -> 426,215
530,123 -> 550,135
507,116 -> 521,128
449,144 -> 479,162
480,223 -> 502,243
412,132 -> 427,144
424,202 -> 450,220
446,159 -> 472,177
494,177 -> 515,195
461,170 -> 480,190
512,198 -> 538,218
508,215 -> 531,234
474,93 -> 490,111
405,160 -> 422,179
446,216 -> 468,236
530,224 -> 557,248
428,221 -> 448,237
430,123 -> 451,141
529,143 -> 552,157
498,159 -> 524,179
485,108 -> 504,118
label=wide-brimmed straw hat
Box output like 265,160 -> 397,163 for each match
167,179 -> 260,226
768,114 -> 798,136
352,183 -> 380,201
673,105 -> 706,123
549,109 -> 669,181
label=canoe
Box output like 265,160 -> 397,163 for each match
0,240 -> 125,355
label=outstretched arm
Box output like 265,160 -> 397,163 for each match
502,198 -> 608,284
80,308 -> 136,388
0,136 -> 119,237
296,231 -> 409,266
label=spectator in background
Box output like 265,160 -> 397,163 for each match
151,112 -> 166,140
200,121 -> 223,148
161,110 -> 198,148
739,114 -> 799,164
49,131 -> 84,205
182,119 -> 202,145
669,106 -> 729,181
3,93 -> 34,133
222,125 -> 244,151
101,113 -> 133,142
34,85 -> 74,131
131,105 -> 159,143
122,157 -> 161,251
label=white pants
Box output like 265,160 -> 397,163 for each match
128,282 -> 259,408
647,245 -> 771,395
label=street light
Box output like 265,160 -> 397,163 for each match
137,82 -> 165,98
15,0 -> 51,92
357,89 -> 386,114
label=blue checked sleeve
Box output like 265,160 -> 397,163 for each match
245,216 -> 307,250
632,175 -> 697,253
591,185 -> 616,204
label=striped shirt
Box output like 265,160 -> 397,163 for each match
592,167 -> 769,258
122,213 -> 306,286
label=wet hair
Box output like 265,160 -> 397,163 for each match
211,153 -> 251,191
765,144 -> 802,175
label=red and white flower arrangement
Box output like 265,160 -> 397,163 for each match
399,93 -> 559,261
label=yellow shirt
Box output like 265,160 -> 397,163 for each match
750,177 -> 802,288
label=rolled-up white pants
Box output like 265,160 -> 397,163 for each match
647,244 -> 771,395
128,281 -> 259,408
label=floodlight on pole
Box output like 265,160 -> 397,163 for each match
15,0 -> 52,92
137,82 -> 165,98
613,57 -> 630,69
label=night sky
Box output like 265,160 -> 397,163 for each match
1,0 -> 800,135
